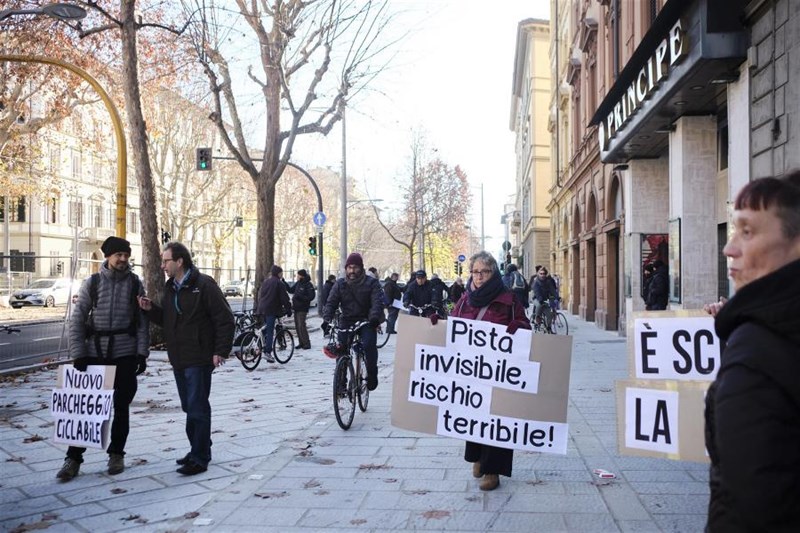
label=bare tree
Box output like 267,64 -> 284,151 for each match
187,0 -> 396,288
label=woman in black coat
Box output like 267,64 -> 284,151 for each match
704,172 -> 800,531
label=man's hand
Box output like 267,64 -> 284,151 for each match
369,317 -> 381,328
429,313 -> 440,326
321,322 -> 330,335
135,355 -> 147,375
73,357 -> 90,372
137,296 -> 152,311
703,296 -> 728,317
212,355 -> 225,368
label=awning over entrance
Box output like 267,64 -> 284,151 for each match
590,0 -> 747,164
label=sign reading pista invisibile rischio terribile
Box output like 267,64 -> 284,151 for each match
51,365 -> 116,449
392,314 -> 573,454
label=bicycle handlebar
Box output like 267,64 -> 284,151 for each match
332,320 -> 370,335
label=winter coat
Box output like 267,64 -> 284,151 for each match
430,278 -> 449,304
257,275 -> 291,318
148,268 -> 235,371
383,279 -> 402,305
320,280 -> 335,310
704,259 -> 800,532
289,276 -> 316,313
449,282 -> 466,303
322,276 -> 385,328
532,276 -> 558,303
451,290 -> 530,329
69,263 -> 149,360
646,265 -> 669,310
403,280 -> 441,310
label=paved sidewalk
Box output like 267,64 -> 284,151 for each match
0,315 -> 709,532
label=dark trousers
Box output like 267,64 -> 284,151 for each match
294,311 -> 310,348
386,307 -> 399,333
337,326 -> 378,380
173,365 -> 214,467
67,356 -> 138,462
465,441 -> 514,478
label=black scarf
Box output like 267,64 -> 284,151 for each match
466,270 -> 505,308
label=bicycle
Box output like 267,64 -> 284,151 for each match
531,299 -> 569,335
376,322 -> 391,348
236,316 -> 295,370
408,303 -> 436,317
324,320 -> 370,430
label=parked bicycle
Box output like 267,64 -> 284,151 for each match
324,320 -> 370,430
236,316 -> 295,370
1,325 -> 21,334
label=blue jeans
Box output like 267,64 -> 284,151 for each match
173,365 -> 213,467
261,315 -> 277,355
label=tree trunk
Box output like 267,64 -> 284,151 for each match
255,176 -> 276,287
119,0 -> 163,332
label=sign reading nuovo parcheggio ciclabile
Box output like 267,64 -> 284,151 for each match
617,312 -> 720,463
391,313 -> 573,455
51,365 -> 116,449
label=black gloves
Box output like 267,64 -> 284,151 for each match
136,355 -> 148,375
321,322 -> 331,335
73,357 -> 90,372
286,309 -> 293,318
369,317 -> 381,328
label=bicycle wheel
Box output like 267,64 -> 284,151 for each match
333,356 -> 356,430
555,312 -> 569,335
376,324 -> 391,349
356,352 -> 369,412
544,310 -> 556,334
273,328 -> 295,364
238,331 -> 262,371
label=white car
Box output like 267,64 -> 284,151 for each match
10,278 -> 82,309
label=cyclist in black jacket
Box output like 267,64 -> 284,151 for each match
322,253 -> 385,390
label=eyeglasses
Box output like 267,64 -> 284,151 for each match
470,269 -> 492,277
161,258 -> 177,265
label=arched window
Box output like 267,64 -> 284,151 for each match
587,193 -> 598,230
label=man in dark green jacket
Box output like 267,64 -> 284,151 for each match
138,241 -> 234,476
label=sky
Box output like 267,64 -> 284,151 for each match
289,0 -> 552,257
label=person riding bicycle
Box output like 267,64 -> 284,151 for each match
403,270 -> 442,317
322,253 -> 385,391
532,267 -> 559,326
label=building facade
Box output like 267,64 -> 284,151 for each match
510,19 -> 552,279
545,0 -> 799,333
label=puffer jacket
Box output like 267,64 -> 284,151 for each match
148,268 -> 235,371
69,263 -> 149,360
704,258 -> 800,532
322,275 -> 384,327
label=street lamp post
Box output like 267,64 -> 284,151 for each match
340,102 -> 348,274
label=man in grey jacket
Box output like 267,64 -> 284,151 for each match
57,236 -> 149,481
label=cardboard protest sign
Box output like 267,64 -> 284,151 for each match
617,311 -> 717,463
391,313 -> 572,454
616,379 -> 709,463
51,365 -> 116,449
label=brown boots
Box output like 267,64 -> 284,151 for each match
471,462 -> 500,490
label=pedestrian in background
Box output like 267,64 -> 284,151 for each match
646,259 -> 669,310
704,171 -> 800,531
137,241 -> 234,476
319,274 -> 336,315
256,265 -> 292,363
642,263 -> 655,309
288,269 -> 315,349
383,272 -> 402,334
501,263 -> 529,309
449,277 -> 466,303
57,236 -> 149,481
449,251 -> 530,491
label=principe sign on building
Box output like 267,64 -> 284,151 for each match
598,20 -> 688,153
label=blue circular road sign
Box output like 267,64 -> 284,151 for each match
458,254 -> 466,262
312,212 -> 327,226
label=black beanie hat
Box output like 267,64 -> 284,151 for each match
101,236 -> 131,257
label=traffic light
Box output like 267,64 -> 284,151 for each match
161,230 -> 171,244
56,261 -> 63,274
234,216 -> 243,227
196,147 -> 212,171
453,261 -> 459,275
458,263 -> 463,276
308,236 -> 317,256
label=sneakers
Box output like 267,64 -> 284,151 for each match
480,474 -> 500,491
177,460 -> 207,476
472,462 -> 482,478
107,453 -> 125,475
56,458 -> 80,481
